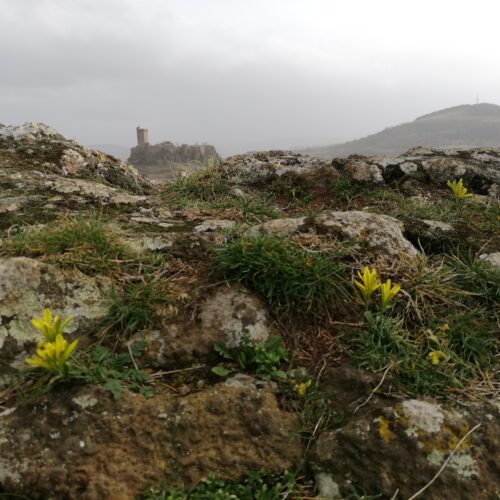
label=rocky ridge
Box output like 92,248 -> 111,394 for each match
0,124 -> 499,499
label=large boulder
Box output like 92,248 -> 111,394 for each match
0,380 -> 301,499
246,211 -> 418,261
312,397 -> 500,499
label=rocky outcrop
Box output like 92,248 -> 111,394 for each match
223,150 -> 332,185
246,211 -> 418,261
0,126 -> 498,499
0,123 -> 152,194
333,147 -> 500,197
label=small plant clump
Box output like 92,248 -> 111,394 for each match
139,471 -> 297,500
350,255 -> 499,395
212,335 -> 289,380
212,235 -> 352,319
72,343 -> 153,400
354,267 -> 401,312
21,310 -> 152,399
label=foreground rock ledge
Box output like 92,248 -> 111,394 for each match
0,379 -> 301,499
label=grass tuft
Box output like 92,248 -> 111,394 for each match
1,216 -> 131,274
211,235 -> 353,319
163,161 -> 277,221
164,160 -> 230,204
100,278 -> 170,337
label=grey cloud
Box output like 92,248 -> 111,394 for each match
1,0 -> 500,155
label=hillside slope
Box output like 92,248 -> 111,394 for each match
302,103 -> 500,159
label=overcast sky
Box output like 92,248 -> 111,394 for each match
1,0 -> 500,155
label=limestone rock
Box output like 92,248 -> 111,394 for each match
479,252 -> 500,269
0,382 -> 301,498
223,150 -> 332,186
133,285 -> 276,368
245,217 -> 307,237
247,211 -> 418,261
0,257 -> 110,370
333,147 -> 500,196
316,211 -> 418,258
44,177 -> 148,206
346,160 -> 384,184
199,285 -> 273,348
194,219 -> 236,233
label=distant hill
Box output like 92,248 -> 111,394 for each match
300,103 -> 500,159
88,144 -> 130,161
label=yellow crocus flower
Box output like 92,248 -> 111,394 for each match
447,178 -> 473,199
354,267 -> 381,306
294,379 -> 312,397
428,350 -> 446,366
31,309 -> 73,342
26,334 -> 78,376
380,279 -> 401,311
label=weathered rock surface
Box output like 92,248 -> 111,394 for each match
0,257 -> 110,371
223,150 -> 333,185
312,397 -> 500,499
132,285 -> 276,367
479,251 -> 500,269
0,381 -> 301,499
247,211 -> 418,260
333,147 -> 500,196
0,123 -> 152,194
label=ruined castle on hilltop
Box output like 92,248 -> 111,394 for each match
128,126 -> 219,181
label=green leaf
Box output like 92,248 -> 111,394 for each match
211,366 -> 233,377
91,345 -> 111,364
130,339 -> 147,357
273,370 -> 288,380
104,379 -> 122,400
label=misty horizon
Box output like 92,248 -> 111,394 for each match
2,1 -> 500,156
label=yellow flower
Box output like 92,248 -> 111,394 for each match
31,309 -> 73,342
447,178 -> 472,199
428,350 -> 446,365
294,379 -> 312,397
26,333 -> 78,375
354,267 -> 381,306
380,279 -> 401,311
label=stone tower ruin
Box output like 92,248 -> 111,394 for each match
136,126 -> 149,146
